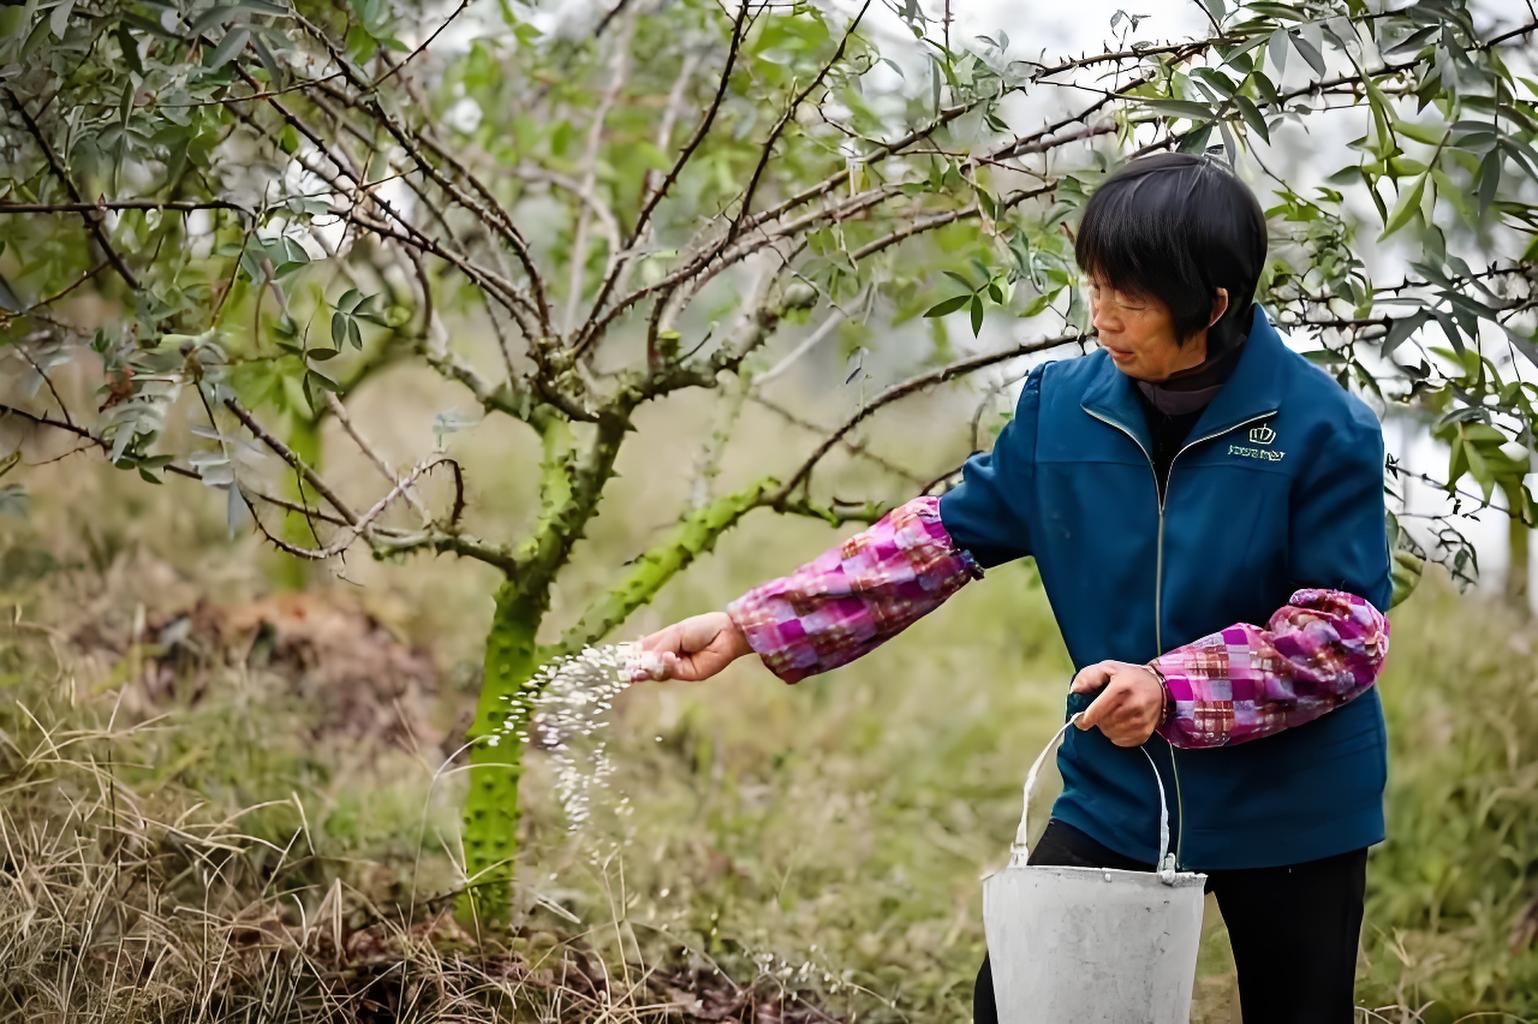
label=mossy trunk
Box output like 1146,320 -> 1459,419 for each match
1504,478 -> 1532,618
274,415 -> 321,591
458,579 -> 544,926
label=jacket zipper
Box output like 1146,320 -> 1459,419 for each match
1082,406 -> 1277,868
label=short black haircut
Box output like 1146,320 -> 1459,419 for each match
1074,153 -> 1268,349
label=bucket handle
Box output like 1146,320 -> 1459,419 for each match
1011,712 -> 1178,884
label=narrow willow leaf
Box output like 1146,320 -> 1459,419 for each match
190,5 -> 235,35
207,27 -> 249,69
1378,173 -> 1426,238
1235,95 -> 1269,141
1192,67 -> 1236,99
1140,98 -> 1215,120
1267,28 -> 1288,76
1381,311 -> 1426,357
1386,25 -> 1438,55
1290,30 -> 1327,77
1476,148 -> 1500,218
251,31 -> 282,83
226,482 -> 252,539
49,0 -> 74,37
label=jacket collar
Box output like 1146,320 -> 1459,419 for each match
1079,302 -> 1287,456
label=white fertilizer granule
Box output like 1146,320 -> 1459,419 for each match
490,642 -> 657,836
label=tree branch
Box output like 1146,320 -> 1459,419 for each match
5,88 -> 140,290
772,330 -> 1088,500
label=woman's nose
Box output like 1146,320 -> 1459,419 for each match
1091,303 -> 1118,334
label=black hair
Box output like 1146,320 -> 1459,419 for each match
1074,153 -> 1268,350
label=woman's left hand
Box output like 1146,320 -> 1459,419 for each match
1070,660 -> 1166,747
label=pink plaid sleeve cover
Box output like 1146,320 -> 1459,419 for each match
725,498 -> 1388,747
1149,588 -> 1390,749
724,496 -> 980,684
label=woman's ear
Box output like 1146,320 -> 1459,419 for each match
1207,287 -> 1230,329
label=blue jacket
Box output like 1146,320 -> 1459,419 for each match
938,303 -> 1393,870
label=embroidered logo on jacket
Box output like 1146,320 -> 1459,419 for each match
1229,423 -> 1284,462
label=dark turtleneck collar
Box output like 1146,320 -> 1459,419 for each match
1133,304 -> 1254,416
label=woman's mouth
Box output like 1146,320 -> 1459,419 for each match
1105,346 -> 1133,362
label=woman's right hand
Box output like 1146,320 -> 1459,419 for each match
627,611 -> 752,683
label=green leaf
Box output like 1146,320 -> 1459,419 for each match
207,27 -> 249,69
226,482 -> 251,540
250,31 -> 282,83
1378,173 -> 1426,239
1386,25 -> 1438,56
21,15 -> 52,60
330,311 -> 348,348
1393,118 -> 1445,147
308,369 -> 342,394
1289,30 -> 1327,77
969,295 -> 984,337
1381,312 -> 1426,357
115,22 -> 143,73
924,294 -> 969,318
1501,325 -> 1538,367
1139,98 -> 1215,121
1235,95 -> 1269,142
1020,290 -> 1056,317
1475,148 -> 1500,219
1192,67 -> 1236,99
1267,28 -> 1289,76
49,0 -> 74,38
191,5 -> 236,35
308,347 -> 340,361
1447,433 -> 1468,485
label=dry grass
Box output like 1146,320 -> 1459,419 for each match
1,366 -> 1535,1022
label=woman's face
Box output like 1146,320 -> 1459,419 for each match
1084,275 -> 1228,382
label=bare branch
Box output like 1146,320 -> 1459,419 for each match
240,453 -> 456,559
755,287 -> 865,386
222,396 -> 360,526
5,88 -> 140,290
324,392 -> 432,524
563,12 -> 636,334
283,23 -> 557,334
745,392 -> 926,487
773,330 -> 1089,500
571,0 -> 752,357
724,0 -> 873,248
0,400 -> 353,528
0,199 -> 254,216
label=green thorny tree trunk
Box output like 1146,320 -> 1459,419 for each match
1502,477 -> 1532,617
457,407 -> 777,925
275,414 -> 321,590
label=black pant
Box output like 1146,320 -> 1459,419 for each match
974,820 -> 1368,1024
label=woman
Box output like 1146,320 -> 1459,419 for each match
630,152 -> 1392,1024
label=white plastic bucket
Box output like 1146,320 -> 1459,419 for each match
981,714 -> 1207,1023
